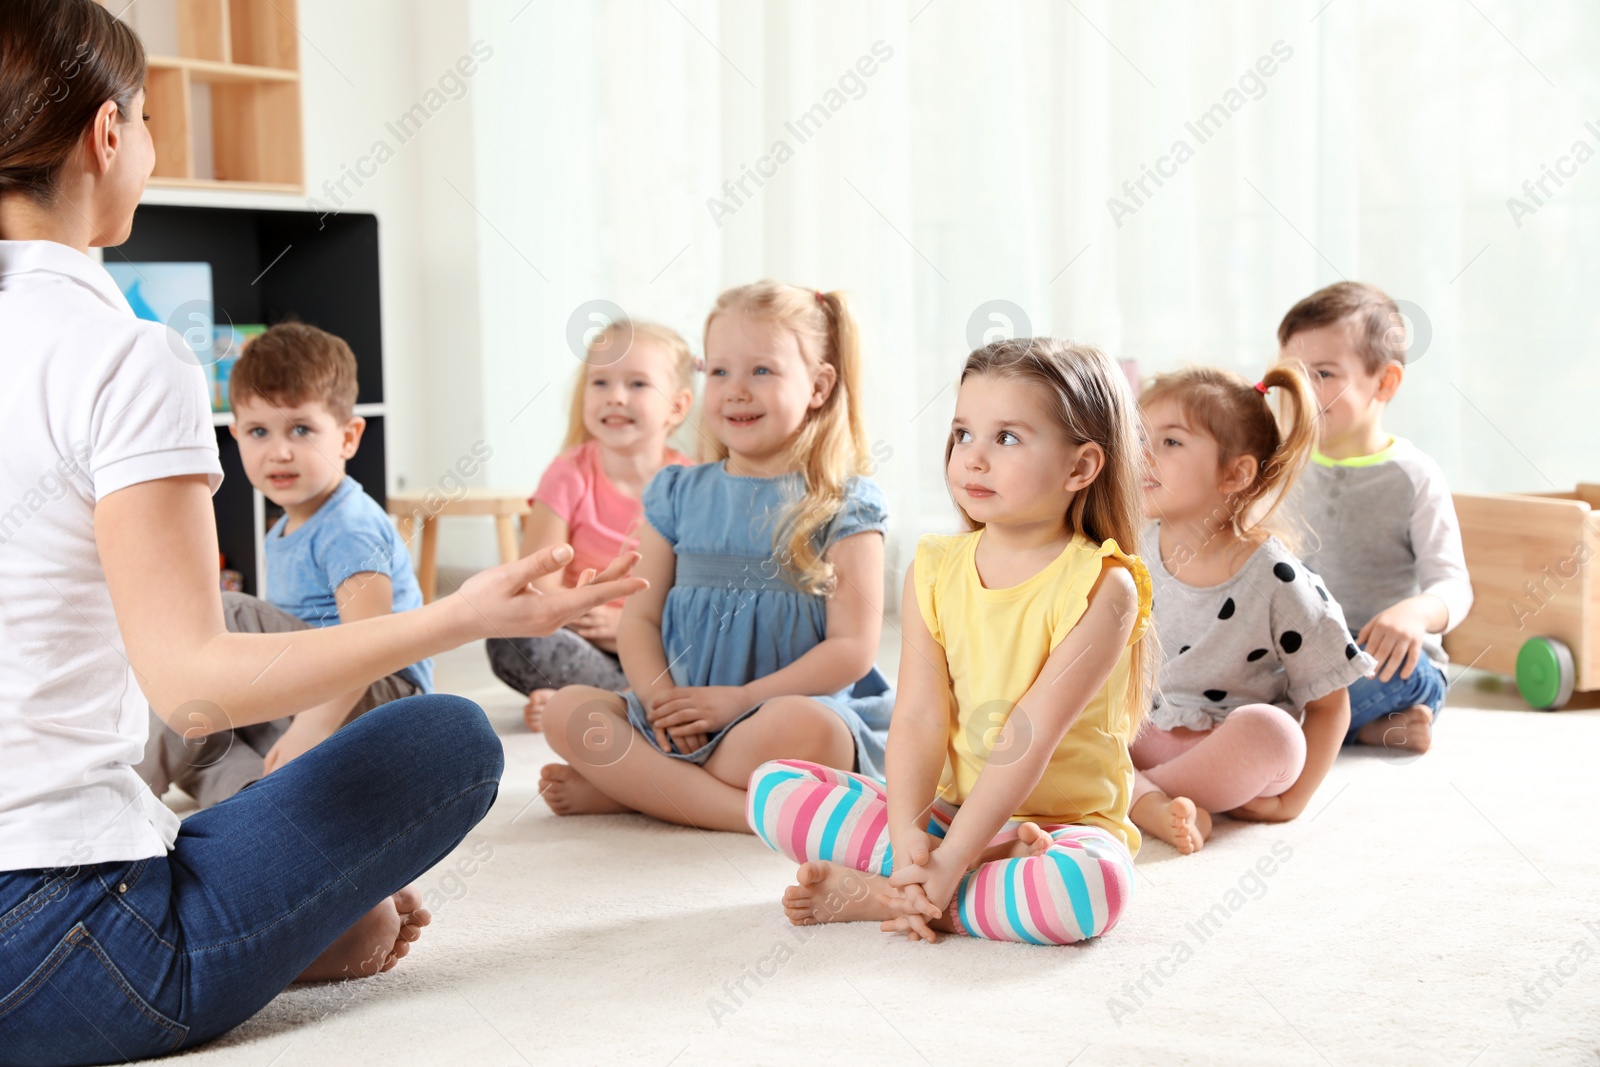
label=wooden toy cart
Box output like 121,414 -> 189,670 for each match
1444,485 -> 1600,709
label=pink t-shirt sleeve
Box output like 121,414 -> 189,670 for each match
531,448 -> 587,526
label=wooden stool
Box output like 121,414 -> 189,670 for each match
386,489 -> 531,603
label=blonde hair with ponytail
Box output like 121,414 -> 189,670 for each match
703,281 -> 869,596
1138,362 -> 1318,548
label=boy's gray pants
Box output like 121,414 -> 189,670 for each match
134,591 -> 420,808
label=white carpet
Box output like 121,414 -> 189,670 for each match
157,640 -> 1600,1066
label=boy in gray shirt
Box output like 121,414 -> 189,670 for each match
1279,282 -> 1473,755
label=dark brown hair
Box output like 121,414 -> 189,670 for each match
229,322 -> 360,423
0,0 -> 145,203
1139,362 -> 1317,545
1276,281 -> 1405,374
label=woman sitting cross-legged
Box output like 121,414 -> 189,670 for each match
0,3 -> 645,1063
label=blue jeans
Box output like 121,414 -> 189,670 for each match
0,695 -> 503,1066
1344,647 -> 1448,745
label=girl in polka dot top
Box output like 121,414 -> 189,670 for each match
1134,364 -> 1376,854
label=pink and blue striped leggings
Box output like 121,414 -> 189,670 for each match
746,759 -> 1134,945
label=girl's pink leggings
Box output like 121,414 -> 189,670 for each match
1130,704 -> 1306,814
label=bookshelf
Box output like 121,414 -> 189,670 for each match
101,0 -> 304,192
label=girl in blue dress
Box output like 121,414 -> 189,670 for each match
540,281 -> 893,832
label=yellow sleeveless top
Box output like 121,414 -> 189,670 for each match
913,529 -> 1152,852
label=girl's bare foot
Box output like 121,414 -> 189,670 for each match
296,886 -> 431,983
785,861 -> 966,942
973,821 -> 1056,866
1132,792 -> 1211,855
783,861 -> 962,934
539,762 -> 632,815
1356,704 -> 1433,754
1010,821 -> 1054,858
783,861 -> 897,925
523,689 -> 555,732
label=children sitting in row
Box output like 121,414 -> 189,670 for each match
519,275 -> 1467,939
138,323 -> 431,807
200,276 -> 1461,944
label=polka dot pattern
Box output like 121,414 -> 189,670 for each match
1141,522 -> 1374,734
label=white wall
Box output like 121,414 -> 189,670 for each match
457,0 -> 1600,582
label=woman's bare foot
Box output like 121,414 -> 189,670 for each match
1131,792 -> 1211,854
523,689 -> 555,732
539,763 -> 632,815
1356,704 -> 1433,753
296,886 -> 431,983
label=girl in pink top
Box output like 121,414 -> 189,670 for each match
487,321 -> 695,729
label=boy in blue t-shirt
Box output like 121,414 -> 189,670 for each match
137,323 -> 431,807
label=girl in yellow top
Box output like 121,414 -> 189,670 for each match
746,338 -> 1154,944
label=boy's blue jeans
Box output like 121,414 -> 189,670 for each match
0,694 -> 503,1067
1343,642 -> 1448,745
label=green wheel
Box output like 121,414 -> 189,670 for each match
1515,636 -> 1575,710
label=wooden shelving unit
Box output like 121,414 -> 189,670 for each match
103,0 -> 304,193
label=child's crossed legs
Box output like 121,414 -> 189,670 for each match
539,687 -> 855,832
1130,703 -> 1306,854
746,760 -> 1134,945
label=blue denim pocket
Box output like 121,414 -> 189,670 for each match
0,871 -> 72,947
0,921 -> 188,1067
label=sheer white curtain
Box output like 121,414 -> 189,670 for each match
463,0 -> 1599,582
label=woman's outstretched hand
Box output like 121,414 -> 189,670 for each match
454,545 -> 646,641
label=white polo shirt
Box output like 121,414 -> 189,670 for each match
0,240 -> 222,871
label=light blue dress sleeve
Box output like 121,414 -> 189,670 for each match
823,476 -> 889,546
641,463 -> 684,546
